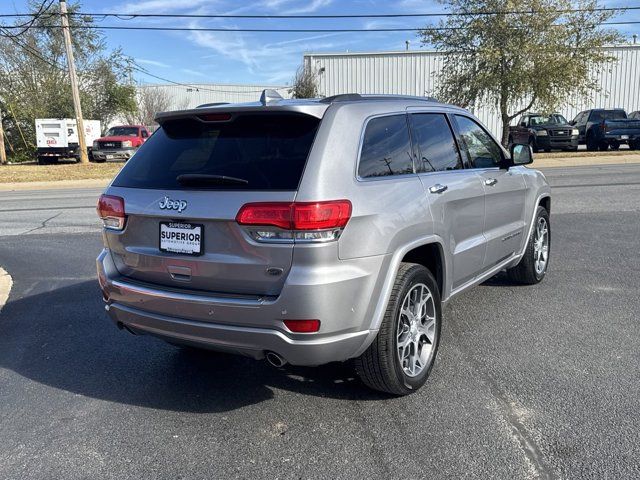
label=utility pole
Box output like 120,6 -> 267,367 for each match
59,0 -> 88,164
0,109 -> 6,165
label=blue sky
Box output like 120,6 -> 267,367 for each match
2,0 -> 639,86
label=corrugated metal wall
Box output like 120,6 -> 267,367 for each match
139,83 -> 291,110
305,46 -> 640,137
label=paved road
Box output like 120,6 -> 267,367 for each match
0,165 -> 639,479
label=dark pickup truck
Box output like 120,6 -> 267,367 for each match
509,113 -> 579,152
571,109 -> 640,151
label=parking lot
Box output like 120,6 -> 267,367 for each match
0,164 -> 639,479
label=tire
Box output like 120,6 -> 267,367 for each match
566,146 -> 578,152
37,156 -> 48,165
529,137 -> 539,153
630,140 -> 639,151
507,206 -> 550,285
598,141 -> 609,151
544,148 -> 551,153
355,263 -> 442,396
609,141 -> 620,151
586,134 -> 598,151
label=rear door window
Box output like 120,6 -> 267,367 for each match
112,113 -> 320,190
358,114 -> 414,178
409,113 -> 462,172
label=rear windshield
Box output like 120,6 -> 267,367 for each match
112,113 -> 320,190
589,110 -> 627,122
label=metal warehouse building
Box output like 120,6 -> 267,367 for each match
304,45 -> 640,137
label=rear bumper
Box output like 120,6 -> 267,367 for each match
97,248 -> 387,366
93,149 -> 136,160
106,302 -> 369,365
602,133 -> 639,144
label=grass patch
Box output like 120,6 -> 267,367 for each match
0,161 -> 124,183
534,149 -> 635,159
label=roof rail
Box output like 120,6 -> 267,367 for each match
196,102 -> 230,108
319,93 -> 438,104
319,94 -> 363,103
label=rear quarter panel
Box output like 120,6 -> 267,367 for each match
295,102 -> 434,260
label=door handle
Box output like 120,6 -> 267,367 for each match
484,178 -> 498,186
429,184 -> 448,194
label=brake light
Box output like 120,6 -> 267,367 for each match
283,319 -> 321,333
236,200 -> 352,243
197,113 -> 232,122
97,194 -> 126,230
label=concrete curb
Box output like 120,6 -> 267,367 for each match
0,178 -> 110,192
1,155 -> 640,191
0,267 -> 12,315
532,154 -> 640,168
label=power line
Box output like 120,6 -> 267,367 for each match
0,0 -> 54,38
1,6 -> 638,19
1,22 -> 639,33
0,27 -> 67,70
132,64 -> 287,93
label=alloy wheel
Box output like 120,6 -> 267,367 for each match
396,283 -> 437,377
533,216 -> 549,275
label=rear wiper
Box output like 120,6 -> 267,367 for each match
176,174 -> 249,186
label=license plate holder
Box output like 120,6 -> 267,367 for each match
159,222 -> 204,255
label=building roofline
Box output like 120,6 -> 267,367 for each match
138,83 -> 289,89
303,44 -> 640,57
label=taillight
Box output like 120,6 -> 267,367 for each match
236,200 -> 352,243
97,194 -> 126,230
283,319 -> 321,333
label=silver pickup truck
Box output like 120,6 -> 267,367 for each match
97,92 -> 551,395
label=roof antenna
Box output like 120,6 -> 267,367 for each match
260,89 -> 283,105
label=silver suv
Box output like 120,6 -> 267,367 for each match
97,92 -> 551,395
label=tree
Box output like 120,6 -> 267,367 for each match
125,86 -> 174,126
420,0 -> 623,145
0,1 -> 137,162
289,64 -> 319,99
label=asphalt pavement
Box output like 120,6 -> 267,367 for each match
0,165 -> 639,479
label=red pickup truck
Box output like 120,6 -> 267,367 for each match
92,125 -> 151,162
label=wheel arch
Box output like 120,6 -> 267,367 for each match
401,242 -> 445,297
539,195 -> 551,215
351,235 -> 448,358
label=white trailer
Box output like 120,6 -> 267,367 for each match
35,118 -> 101,164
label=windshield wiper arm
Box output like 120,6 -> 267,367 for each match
176,174 -> 249,186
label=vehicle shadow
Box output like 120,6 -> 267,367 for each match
480,271 -> 528,287
0,280 -> 389,414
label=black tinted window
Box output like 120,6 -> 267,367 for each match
589,110 -> 627,122
359,115 -> 413,178
112,114 -> 319,190
455,115 -> 503,168
410,113 -> 461,172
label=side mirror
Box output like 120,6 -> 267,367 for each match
509,143 -> 534,167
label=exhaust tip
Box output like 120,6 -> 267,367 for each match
265,351 -> 288,368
